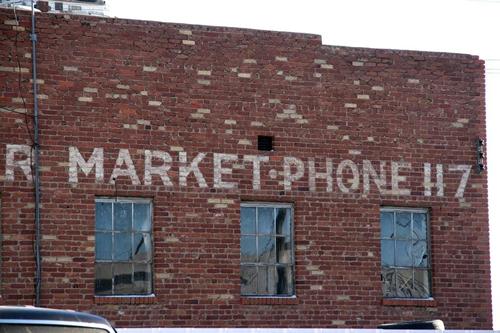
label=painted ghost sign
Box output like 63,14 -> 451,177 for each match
3,144 -> 472,198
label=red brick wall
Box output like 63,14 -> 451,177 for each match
0,8 -> 492,329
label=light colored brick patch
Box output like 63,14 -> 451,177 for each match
37,94 -> 48,100
24,53 -> 31,59
190,113 -> 204,119
314,59 -> 326,64
238,139 -> 251,145
353,80 -> 360,85
105,93 -> 128,99
321,64 -> 333,69
408,78 -> 420,84
12,97 -> 23,103
197,108 -> 211,114
148,101 -> 162,106
182,40 -> 195,45
268,98 -> 281,104
285,75 -> 297,81
197,79 -> 210,85
197,70 -> 211,76
207,198 -> 234,205
78,96 -> 92,102
342,135 -> 350,141
457,118 -> 469,124
251,121 -> 263,127
372,85 -> 384,91
357,94 -> 369,100
117,84 -> 129,89
63,66 -> 78,72
13,26 -> 25,31
349,150 -> 362,155
367,136 -> 375,142
452,122 -> 464,128
276,70 -> 283,75
166,236 -> 179,243
123,124 -> 138,129
156,273 -> 173,280
224,119 -> 237,125
238,73 -> 251,79
344,103 -> 357,108
310,285 -> 323,291
275,56 -> 288,62
0,66 -> 29,73
208,294 -> 234,301
179,29 -> 192,35
143,66 -> 157,72
170,146 -> 184,152
243,59 -> 257,64
137,119 -> 151,126
30,79 -> 44,84
314,73 -> 322,78
83,87 -> 98,93
327,125 -> 339,130
352,61 -> 364,66
4,19 -> 18,25
331,320 -> 346,326
140,91 -> 148,96
43,256 -> 72,263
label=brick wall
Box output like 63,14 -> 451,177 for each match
0,8 -> 492,329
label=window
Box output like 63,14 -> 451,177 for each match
54,2 -> 63,10
380,207 -> 431,298
240,203 -> 294,296
95,198 -> 153,296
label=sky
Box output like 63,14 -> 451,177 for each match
107,0 -> 500,328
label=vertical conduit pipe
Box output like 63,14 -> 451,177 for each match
30,0 -> 41,307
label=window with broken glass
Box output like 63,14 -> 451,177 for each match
380,207 -> 431,299
95,198 -> 153,296
240,203 -> 294,296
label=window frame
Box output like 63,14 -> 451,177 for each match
240,202 -> 295,297
380,206 -> 432,299
94,197 -> 154,296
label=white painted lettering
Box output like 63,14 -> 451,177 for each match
391,161 -> 411,196
179,152 -> 207,188
109,149 -> 140,185
5,144 -> 32,182
336,160 -> 360,193
144,150 -> 173,186
69,146 -> 104,183
449,164 -> 471,198
362,160 -> 387,194
214,153 -> 238,189
308,158 -> 333,192
283,157 -> 304,191
244,155 -> 269,190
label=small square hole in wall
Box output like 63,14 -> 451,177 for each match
258,136 -> 273,151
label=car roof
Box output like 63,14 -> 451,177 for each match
0,306 -> 114,329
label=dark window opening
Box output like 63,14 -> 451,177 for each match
258,136 -> 273,151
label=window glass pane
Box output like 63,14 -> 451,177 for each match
381,240 -> 395,267
395,268 -> 413,298
276,208 -> 291,236
133,263 -> 152,294
414,269 -> 431,298
240,236 -> 257,263
257,207 -> 274,234
96,202 -> 112,230
133,203 -> 151,232
113,263 -> 133,294
241,207 -> 256,234
240,265 -> 257,295
413,213 -> 427,239
95,263 -> 112,295
382,268 -> 396,297
257,266 -> 276,295
395,212 -> 411,238
412,240 -> 428,267
258,236 -> 276,264
95,232 -> 112,260
114,233 -> 132,261
133,233 -> 152,261
276,236 -> 292,264
380,212 -> 394,238
114,202 -> 132,231
276,266 -> 293,295
395,240 -> 412,266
